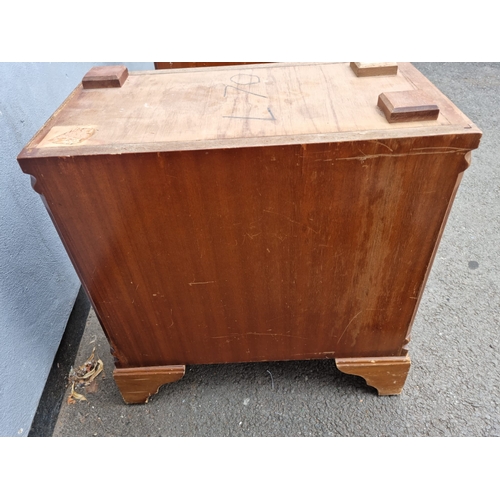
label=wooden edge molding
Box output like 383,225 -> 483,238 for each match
464,151 -> 472,169
378,90 -> 440,123
82,65 -> 129,89
113,365 -> 185,404
335,356 -> 411,395
350,62 -> 398,77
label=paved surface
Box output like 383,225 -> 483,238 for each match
53,63 -> 500,437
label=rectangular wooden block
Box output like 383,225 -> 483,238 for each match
82,65 -> 128,89
18,63 -> 481,398
378,90 -> 440,123
350,62 -> 398,77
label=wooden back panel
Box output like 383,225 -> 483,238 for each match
18,63 -> 481,369
21,136 -> 474,367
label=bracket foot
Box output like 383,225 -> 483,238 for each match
113,365 -> 185,404
336,356 -> 411,395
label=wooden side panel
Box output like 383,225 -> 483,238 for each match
20,136 -> 471,369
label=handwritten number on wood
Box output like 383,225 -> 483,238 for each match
223,85 -> 268,99
223,73 -> 276,121
230,74 -> 260,85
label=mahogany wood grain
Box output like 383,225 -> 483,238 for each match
18,63 -> 482,399
350,62 -> 398,77
20,138 -> 476,366
336,356 -> 411,395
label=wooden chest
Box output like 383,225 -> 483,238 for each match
18,63 -> 481,402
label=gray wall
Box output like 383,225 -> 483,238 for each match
0,62 -> 154,436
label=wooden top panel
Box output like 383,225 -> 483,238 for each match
20,62 -> 480,158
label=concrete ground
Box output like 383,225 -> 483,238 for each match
52,63 -> 499,437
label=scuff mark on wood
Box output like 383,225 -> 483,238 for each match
370,140 -> 394,152
337,310 -> 363,344
263,209 -> 319,234
337,149 -> 469,162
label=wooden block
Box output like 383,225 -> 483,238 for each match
82,65 -> 128,89
378,90 -> 440,123
350,62 -> 398,77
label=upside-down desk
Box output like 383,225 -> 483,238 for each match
18,63 -> 481,403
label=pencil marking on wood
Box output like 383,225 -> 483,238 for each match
230,74 -> 261,85
224,74 -> 267,98
222,73 -> 274,121
223,85 -> 268,99
223,107 -> 276,121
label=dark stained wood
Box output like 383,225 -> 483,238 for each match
378,90 -> 440,123
336,356 -> 411,395
82,65 -> 128,89
154,62 -> 268,70
114,365 -> 185,403
350,62 -> 398,77
18,63 -> 482,400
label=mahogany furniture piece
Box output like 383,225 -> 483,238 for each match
18,63 -> 481,403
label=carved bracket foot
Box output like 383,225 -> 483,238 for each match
114,365 -> 185,404
335,356 -> 411,396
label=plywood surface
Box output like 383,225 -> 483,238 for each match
19,63 -> 480,159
